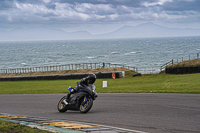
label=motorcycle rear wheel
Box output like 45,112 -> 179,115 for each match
57,96 -> 68,112
79,97 -> 93,113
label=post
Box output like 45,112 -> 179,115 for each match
103,62 -> 105,68
189,55 -> 190,60
197,53 -> 199,59
172,59 -> 173,64
182,57 -> 183,62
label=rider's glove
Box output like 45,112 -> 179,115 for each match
72,86 -> 79,92
71,88 -> 75,92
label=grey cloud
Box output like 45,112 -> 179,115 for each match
0,0 -> 14,10
58,0 -> 142,7
163,0 -> 200,11
42,13 -> 58,17
0,0 -> 200,31
46,3 -> 56,9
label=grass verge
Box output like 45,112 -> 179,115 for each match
167,59 -> 200,68
0,71 -> 200,94
0,120 -> 51,133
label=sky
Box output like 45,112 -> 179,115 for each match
0,0 -> 200,34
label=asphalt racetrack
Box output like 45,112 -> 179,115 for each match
0,93 -> 200,133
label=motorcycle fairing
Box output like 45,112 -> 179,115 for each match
66,89 -> 92,111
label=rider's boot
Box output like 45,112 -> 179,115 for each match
63,92 -> 71,105
66,92 -> 70,100
63,88 -> 75,105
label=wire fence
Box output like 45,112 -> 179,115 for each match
160,53 -> 200,72
0,62 -> 137,74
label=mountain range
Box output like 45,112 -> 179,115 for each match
0,23 -> 200,41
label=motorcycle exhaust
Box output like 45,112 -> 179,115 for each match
62,99 -> 68,105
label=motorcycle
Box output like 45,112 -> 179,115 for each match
57,84 -> 98,113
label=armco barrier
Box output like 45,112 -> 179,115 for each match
0,72 -> 124,81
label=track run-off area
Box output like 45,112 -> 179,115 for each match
0,93 -> 200,133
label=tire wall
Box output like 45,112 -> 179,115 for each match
0,72 -> 124,81
165,67 -> 200,74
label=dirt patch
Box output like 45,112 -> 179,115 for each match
0,67 -> 133,77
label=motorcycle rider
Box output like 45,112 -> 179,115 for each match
63,73 -> 97,105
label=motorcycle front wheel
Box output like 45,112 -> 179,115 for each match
57,96 -> 68,112
79,97 -> 93,113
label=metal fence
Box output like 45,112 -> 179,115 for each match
0,62 -> 137,74
160,53 -> 200,72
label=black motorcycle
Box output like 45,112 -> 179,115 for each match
57,84 -> 98,113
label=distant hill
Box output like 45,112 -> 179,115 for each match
0,23 -> 200,41
95,22 -> 200,38
0,27 -> 92,41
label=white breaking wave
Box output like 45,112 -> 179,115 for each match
86,56 -> 95,59
111,52 -> 120,54
125,51 -> 142,55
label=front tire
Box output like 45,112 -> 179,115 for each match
79,97 -> 93,113
57,96 -> 68,112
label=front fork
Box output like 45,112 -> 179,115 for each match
84,95 -> 88,102
82,95 -> 90,105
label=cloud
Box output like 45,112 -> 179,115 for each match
0,1 -> 14,10
0,0 -> 200,31
43,0 -> 51,4
142,0 -> 173,7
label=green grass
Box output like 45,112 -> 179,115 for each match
0,72 -> 200,94
0,120 -> 51,133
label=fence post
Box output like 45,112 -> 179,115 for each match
103,62 -> 105,68
197,53 -> 199,59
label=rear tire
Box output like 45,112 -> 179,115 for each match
57,96 -> 68,112
79,97 -> 93,113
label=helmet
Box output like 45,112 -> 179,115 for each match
87,73 -> 96,84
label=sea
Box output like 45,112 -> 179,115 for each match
0,36 -> 200,73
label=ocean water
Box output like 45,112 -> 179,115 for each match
0,36 -> 200,71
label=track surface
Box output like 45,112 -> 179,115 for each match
0,93 -> 200,133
